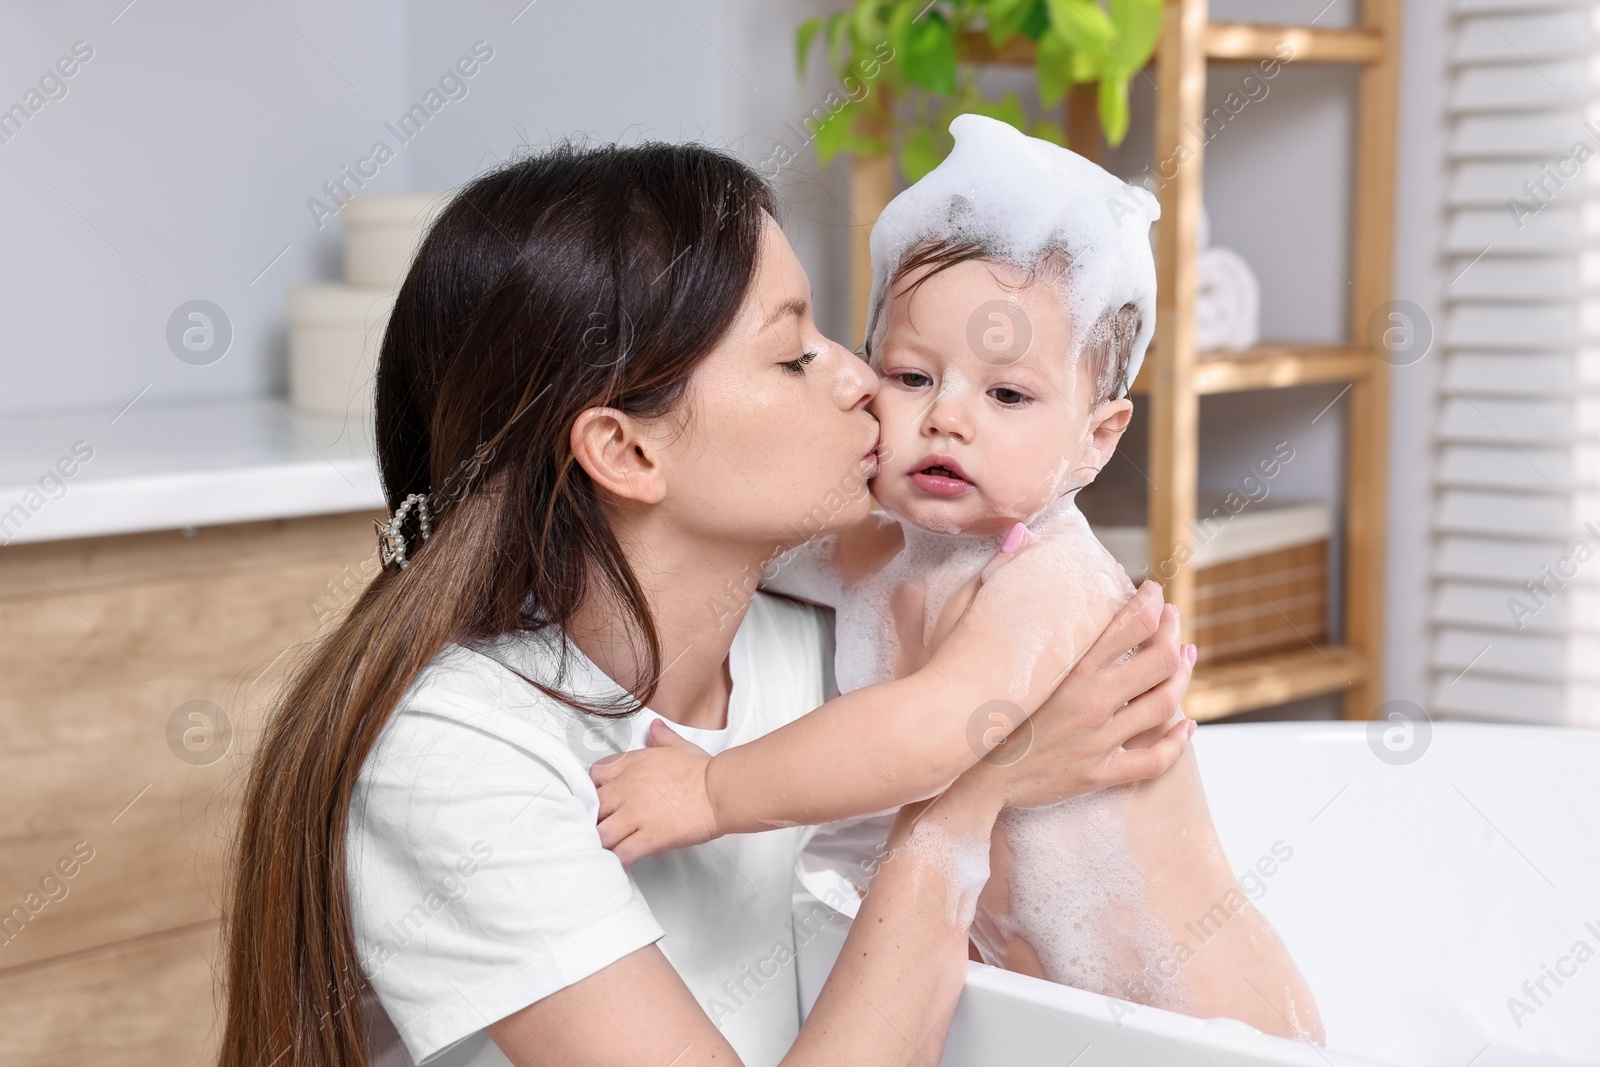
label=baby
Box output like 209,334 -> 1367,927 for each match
595,116 -> 1322,1041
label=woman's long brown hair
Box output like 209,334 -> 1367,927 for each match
218,140 -> 777,1066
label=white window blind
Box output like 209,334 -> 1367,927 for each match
1435,0 -> 1600,723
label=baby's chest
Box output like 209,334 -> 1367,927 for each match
832,590 -> 904,693
830,566 -> 979,693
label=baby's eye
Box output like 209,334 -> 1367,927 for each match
892,371 -> 932,388
989,386 -> 1031,406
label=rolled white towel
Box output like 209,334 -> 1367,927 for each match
1195,245 -> 1261,352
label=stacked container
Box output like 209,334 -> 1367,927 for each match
288,193 -> 446,419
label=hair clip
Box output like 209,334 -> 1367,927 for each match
375,492 -> 432,570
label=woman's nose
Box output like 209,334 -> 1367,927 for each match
831,340 -> 878,411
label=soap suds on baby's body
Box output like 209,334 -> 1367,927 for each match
989,788 -> 1189,1012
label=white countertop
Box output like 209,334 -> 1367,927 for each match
0,396 -> 385,546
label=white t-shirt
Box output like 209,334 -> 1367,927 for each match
348,592 -> 834,1067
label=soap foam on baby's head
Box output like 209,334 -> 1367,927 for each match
865,114 -> 1159,395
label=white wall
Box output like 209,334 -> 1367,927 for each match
401,0 -> 724,186
0,0 -> 405,415
400,0 -> 856,345
0,0 -> 855,415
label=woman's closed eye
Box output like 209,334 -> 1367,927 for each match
781,348 -> 819,374
988,385 -> 1033,407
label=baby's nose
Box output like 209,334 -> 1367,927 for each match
922,398 -> 974,440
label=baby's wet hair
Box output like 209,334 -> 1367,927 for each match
869,233 -> 1142,403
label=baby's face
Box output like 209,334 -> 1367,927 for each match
868,259 -> 1131,536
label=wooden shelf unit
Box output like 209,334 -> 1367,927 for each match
958,23 -> 1386,67
1184,644 -> 1368,722
1129,344 -> 1376,395
850,2 -> 1400,721
1204,22 -> 1384,65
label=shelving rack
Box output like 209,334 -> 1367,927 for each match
847,0 -> 1401,721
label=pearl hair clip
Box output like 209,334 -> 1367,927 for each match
375,492 -> 432,570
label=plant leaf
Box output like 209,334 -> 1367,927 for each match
1031,118 -> 1065,145
1035,26 -> 1073,107
1109,0 -> 1162,68
986,0 -> 1041,45
853,0 -> 890,49
811,99 -> 861,165
1019,0 -> 1052,39
796,17 -> 825,78
887,1 -> 917,75
1070,48 -> 1104,82
977,92 -> 1029,132
826,10 -> 851,74
901,125 -> 947,181
1098,68 -> 1132,145
1047,0 -> 1117,55
903,13 -> 958,95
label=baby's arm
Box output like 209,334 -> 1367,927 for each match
593,521 -> 1131,862
705,521 -> 1132,828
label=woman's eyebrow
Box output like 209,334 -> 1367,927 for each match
759,296 -> 808,331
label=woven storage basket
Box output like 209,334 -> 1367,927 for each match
1191,538 -> 1326,662
1083,487 -> 1331,665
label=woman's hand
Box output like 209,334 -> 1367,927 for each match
949,581 -> 1195,811
591,719 -> 721,866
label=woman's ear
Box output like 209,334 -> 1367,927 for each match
1081,397 -> 1134,478
570,407 -> 667,505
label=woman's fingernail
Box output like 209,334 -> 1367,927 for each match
1186,644 -> 1198,665
1186,719 -> 1197,739
1001,522 -> 1027,554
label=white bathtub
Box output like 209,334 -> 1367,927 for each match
794,722 -> 1600,1066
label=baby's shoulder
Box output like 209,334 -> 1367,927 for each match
1023,507 -> 1136,594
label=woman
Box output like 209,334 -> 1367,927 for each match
219,139 -> 1192,1067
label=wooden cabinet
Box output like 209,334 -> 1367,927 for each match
0,513 -> 379,1065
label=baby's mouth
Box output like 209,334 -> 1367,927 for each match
909,457 -> 975,498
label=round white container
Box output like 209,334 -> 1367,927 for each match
288,285 -> 396,420
343,192 -> 448,289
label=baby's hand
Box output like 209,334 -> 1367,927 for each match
589,719 -> 721,866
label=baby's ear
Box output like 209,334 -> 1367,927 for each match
1082,397 -> 1135,478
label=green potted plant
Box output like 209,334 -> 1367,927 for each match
796,0 -> 1162,180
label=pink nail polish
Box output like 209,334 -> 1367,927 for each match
1186,644 -> 1198,665
1000,522 -> 1027,554
1186,719 -> 1197,739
